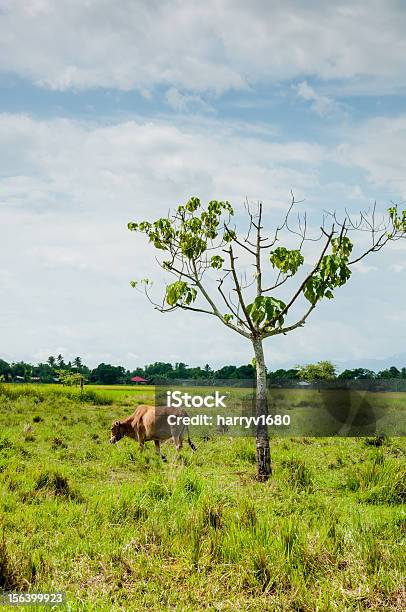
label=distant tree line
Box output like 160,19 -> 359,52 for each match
271,364 -> 406,381
1,355 -> 406,385
0,355 -> 256,385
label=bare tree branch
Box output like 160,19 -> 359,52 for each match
225,245 -> 256,333
262,273 -> 293,293
265,303 -> 316,338
256,201 -> 263,296
217,274 -> 250,330
190,261 -> 251,338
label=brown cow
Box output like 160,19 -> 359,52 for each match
110,404 -> 196,461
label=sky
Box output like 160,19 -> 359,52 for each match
1,0 -> 406,371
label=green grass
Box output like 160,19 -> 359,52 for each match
0,386 -> 405,610
0,383 -> 114,406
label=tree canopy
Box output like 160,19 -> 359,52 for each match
297,360 -> 337,382
128,197 -> 406,342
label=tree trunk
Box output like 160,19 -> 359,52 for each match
253,336 -> 272,481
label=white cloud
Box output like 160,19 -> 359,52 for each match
1,111 -> 405,368
0,112 -> 327,366
335,115 -> 406,198
0,113 -> 325,216
351,262 -> 379,274
1,1 -> 406,94
295,81 -> 342,116
164,88 -> 213,113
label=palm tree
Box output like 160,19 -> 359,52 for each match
73,356 -> 82,372
204,363 -> 212,379
57,354 -> 65,368
47,356 -> 56,368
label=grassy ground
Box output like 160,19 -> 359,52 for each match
0,384 -> 405,610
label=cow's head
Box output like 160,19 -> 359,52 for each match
110,420 -> 124,444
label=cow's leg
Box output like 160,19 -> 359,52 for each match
137,429 -> 145,453
154,440 -> 167,462
174,436 -> 183,452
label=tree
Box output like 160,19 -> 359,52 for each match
129,197 -> 406,481
173,362 -> 189,378
57,354 -> 65,369
297,360 -> 337,382
90,363 -> 126,385
377,366 -> 401,379
338,368 -> 375,380
215,365 -> 238,379
33,362 -> 55,383
0,359 -> 12,382
236,364 -> 255,379
47,356 -> 56,368
10,361 -> 32,380
268,368 -> 299,381
55,370 -> 85,387
143,362 -> 173,379
73,356 -> 82,372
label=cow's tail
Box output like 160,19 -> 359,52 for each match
187,428 -> 197,451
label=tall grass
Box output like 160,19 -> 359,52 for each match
0,383 -> 113,405
0,387 -> 405,609
345,451 -> 406,504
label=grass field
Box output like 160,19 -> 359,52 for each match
0,384 -> 405,610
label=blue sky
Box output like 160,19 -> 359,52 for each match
1,1 -> 406,370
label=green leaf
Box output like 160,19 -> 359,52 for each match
388,205 -> 406,232
185,197 -> 201,212
129,197 -> 236,305
166,281 -> 197,307
210,255 -> 224,269
179,233 -> 207,259
246,296 -> 286,330
303,238 -> 353,305
270,247 -> 304,275
223,228 -> 236,243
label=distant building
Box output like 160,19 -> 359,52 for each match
130,376 -> 148,385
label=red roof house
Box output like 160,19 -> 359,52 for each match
130,376 -> 147,384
